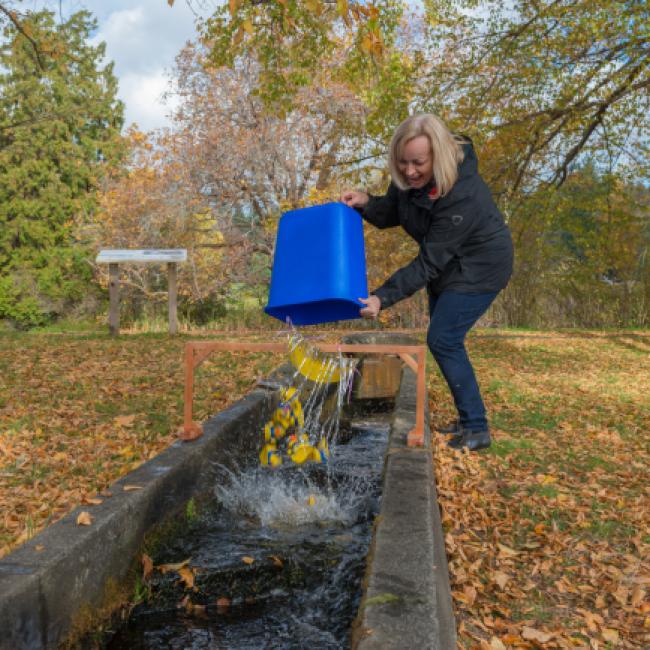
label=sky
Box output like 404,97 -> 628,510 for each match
25,0 -> 216,132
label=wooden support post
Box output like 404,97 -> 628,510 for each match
407,348 -> 427,447
167,262 -> 178,335
179,343 -> 203,440
108,263 -> 120,337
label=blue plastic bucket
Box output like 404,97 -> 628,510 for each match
265,202 -> 368,325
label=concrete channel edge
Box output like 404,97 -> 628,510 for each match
352,364 -> 457,650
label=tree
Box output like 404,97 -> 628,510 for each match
0,9 -> 124,327
157,0 -> 649,327
92,43 -> 369,322
420,0 -> 649,194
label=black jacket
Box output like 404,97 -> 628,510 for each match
359,142 -> 513,309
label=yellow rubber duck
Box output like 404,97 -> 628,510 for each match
287,434 -> 316,465
264,421 -> 286,442
311,438 -> 329,464
259,442 -> 282,467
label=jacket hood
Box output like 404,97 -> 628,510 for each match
458,142 -> 478,180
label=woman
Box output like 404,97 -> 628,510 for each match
341,113 -> 513,451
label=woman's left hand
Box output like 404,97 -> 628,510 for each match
359,295 -> 381,319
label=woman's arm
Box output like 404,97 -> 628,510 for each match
341,183 -> 400,229
373,196 -> 480,308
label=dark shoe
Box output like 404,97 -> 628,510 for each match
437,419 -> 462,435
447,429 -> 491,451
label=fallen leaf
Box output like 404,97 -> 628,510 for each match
631,585 -> 645,607
178,566 -> 195,589
35,544 -> 45,552
269,555 -> 283,568
142,553 -> 153,580
522,627 -> 553,643
241,556 -> 255,565
493,572 -> 510,589
82,497 -> 103,505
114,415 -> 136,427
123,484 -> 143,491
158,558 -> 190,574
76,511 -> 92,526
497,543 -> 519,557
490,636 -> 507,650
463,585 -> 477,606
602,629 -> 619,643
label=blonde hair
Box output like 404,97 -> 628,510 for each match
388,114 -> 466,195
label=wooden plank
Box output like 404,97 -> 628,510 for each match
108,263 -> 120,337
167,262 -> 178,335
97,249 -> 187,264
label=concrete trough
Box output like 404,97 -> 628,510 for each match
0,338 -> 455,649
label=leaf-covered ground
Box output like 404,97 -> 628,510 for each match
0,331 -> 281,557
431,331 -> 650,648
1,329 -> 648,647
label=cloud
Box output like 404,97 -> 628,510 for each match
117,68 -> 177,133
87,1 -> 202,130
32,0 -> 209,131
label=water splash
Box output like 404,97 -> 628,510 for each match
215,465 -> 369,528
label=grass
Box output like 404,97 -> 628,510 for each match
431,329 -> 650,648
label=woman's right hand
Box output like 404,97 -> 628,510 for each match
340,190 -> 369,209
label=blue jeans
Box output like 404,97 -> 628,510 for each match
427,291 -> 498,433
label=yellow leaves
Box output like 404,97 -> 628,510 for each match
304,0 -> 321,14
242,19 -> 254,35
432,334 -> 650,649
241,556 -> 255,565
360,30 -> 384,59
76,511 -> 92,526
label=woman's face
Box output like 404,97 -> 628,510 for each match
398,135 -> 433,189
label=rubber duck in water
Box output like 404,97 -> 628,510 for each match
259,441 -> 282,467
